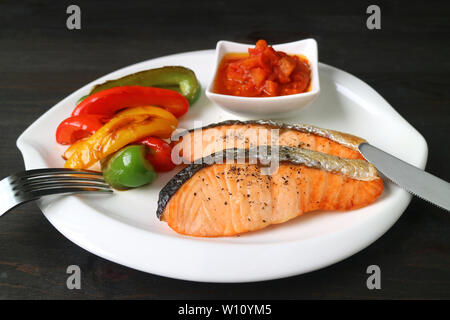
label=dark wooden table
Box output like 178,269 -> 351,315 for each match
1,0 -> 449,299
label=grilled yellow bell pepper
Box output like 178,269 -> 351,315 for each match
64,106 -> 177,169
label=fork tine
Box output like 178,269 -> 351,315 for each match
23,186 -> 113,201
14,176 -> 107,190
9,168 -> 104,182
17,181 -> 111,193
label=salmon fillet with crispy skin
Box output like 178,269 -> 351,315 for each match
172,120 -> 366,163
158,147 -> 383,237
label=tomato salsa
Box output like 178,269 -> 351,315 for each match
213,40 -> 311,97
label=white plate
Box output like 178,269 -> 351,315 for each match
16,50 -> 428,283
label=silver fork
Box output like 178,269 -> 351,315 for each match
0,168 -> 113,216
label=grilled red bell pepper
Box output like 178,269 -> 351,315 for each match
139,137 -> 176,172
56,114 -> 110,145
72,86 -> 189,118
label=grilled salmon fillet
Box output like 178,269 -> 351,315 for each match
158,147 -> 383,237
172,120 -> 366,163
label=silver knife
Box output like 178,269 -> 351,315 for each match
358,142 -> 450,211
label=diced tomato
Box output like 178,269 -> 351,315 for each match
278,57 -> 296,78
263,80 -> 279,96
251,68 -> 267,86
213,39 -> 311,97
238,56 -> 261,69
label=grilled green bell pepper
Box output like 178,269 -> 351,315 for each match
89,66 -> 201,104
102,145 -> 157,190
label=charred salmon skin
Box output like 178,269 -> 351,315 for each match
172,120 -> 366,164
158,146 -> 383,237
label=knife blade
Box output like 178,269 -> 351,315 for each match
358,142 -> 450,212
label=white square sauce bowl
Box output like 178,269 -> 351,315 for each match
205,39 -> 320,119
